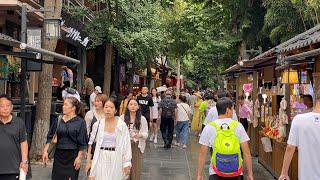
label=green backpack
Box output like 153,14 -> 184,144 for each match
209,120 -> 243,177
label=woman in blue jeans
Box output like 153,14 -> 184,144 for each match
175,95 -> 192,148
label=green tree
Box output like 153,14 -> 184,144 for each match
81,0 -> 165,91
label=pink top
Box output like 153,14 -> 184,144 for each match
239,104 -> 251,119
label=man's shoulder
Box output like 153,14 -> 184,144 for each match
293,112 -> 313,121
12,116 -> 23,124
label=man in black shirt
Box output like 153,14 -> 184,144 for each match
137,86 -> 154,128
0,95 -> 28,180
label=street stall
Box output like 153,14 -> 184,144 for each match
234,24 -> 320,180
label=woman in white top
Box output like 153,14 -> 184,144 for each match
175,95 -> 192,148
149,88 -> 161,143
86,99 -> 132,180
84,94 -> 108,136
120,98 -> 148,180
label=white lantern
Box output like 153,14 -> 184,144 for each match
44,19 -> 61,39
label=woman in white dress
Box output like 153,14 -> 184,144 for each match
120,98 -> 148,180
86,99 -> 132,180
149,88 -> 161,143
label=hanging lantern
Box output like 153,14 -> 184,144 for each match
281,68 -> 299,84
44,18 -> 61,39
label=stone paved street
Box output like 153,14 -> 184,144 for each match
31,134 -> 275,180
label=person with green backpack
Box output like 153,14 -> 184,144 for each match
196,97 -> 253,180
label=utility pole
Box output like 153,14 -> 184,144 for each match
20,3 -> 27,123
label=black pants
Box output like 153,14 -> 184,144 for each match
239,118 -> 248,132
160,117 -> 174,145
209,174 -> 243,180
0,174 -> 19,180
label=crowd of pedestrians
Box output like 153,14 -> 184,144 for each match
2,82 -> 320,180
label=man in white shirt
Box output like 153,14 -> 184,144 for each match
89,86 -> 102,111
203,91 -> 238,126
197,97 -> 253,180
279,94 -> 320,180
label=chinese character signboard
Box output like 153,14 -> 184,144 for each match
27,28 -> 42,71
0,56 -> 9,80
62,20 -> 90,47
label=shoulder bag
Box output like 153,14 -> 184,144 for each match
48,115 -> 62,159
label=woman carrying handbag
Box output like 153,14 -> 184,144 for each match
42,97 -> 88,180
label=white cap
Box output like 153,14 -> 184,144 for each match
95,86 -> 102,93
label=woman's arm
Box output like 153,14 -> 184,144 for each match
84,111 -> 94,136
139,117 -> 149,140
88,121 -> 99,145
46,117 -> 59,144
77,119 -> 89,151
122,127 -> 132,168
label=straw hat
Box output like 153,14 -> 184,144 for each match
194,92 -> 202,99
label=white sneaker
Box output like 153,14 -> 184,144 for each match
153,137 -> 157,144
149,134 -> 154,142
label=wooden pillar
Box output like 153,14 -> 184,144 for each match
251,71 -> 258,156
235,76 -> 240,115
285,84 -> 291,136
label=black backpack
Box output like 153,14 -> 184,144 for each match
161,100 -> 175,118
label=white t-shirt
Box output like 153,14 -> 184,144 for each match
150,97 -> 161,119
287,112 -> 320,180
90,92 -> 97,111
199,118 -> 249,175
203,106 -> 238,125
176,103 -> 191,122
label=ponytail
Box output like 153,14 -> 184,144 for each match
65,97 -> 86,118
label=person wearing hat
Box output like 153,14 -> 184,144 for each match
191,92 -> 203,135
89,86 -> 102,111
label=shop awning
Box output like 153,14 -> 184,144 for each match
283,48 -> 320,63
0,33 -> 80,64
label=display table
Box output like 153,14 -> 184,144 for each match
258,131 -> 298,180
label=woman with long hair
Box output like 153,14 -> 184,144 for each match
149,88 -> 161,143
120,98 -> 148,180
119,92 -> 133,116
43,97 -> 88,180
87,99 -> 132,180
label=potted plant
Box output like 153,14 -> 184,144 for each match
8,62 -> 21,97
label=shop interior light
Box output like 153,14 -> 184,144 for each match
281,68 -> 299,84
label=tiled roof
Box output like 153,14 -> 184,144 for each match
278,25 -> 320,53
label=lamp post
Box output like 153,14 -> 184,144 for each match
20,4 -> 61,121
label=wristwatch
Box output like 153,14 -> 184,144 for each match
22,160 -> 28,164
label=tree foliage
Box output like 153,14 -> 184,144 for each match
70,0 -> 320,89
